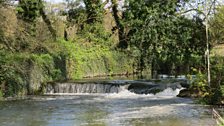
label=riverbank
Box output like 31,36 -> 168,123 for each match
0,40 -> 144,97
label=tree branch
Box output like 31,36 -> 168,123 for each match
177,8 -> 205,16
102,0 -> 110,8
39,0 -> 57,40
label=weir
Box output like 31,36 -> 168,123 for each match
46,83 -> 120,94
45,79 -> 188,95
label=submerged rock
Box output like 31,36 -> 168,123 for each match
128,81 -> 183,94
177,87 -> 207,98
177,89 -> 197,98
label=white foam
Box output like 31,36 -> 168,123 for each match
105,86 -> 183,99
155,88 -> 183,97
105,88 -> 154,99
45,86 -> 183,100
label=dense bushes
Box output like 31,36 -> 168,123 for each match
209,56 -> 224,104
0,50 -> 59,97
0,51 -> 28,97
0,36 -> 136,97
57,39 -> 135,80
179,56 -> 224,105
0,4 -> 137,97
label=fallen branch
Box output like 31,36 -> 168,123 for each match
212,108 -> 224,126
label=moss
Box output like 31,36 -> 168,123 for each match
68,50 -> 135,79
55,39 -> 136,80
0,50 -> 63,97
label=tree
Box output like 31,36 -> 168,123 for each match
210,5 -> 224,45
124,0 -> 206,77
39,0 -> 56,39
83,0 -> 105,24
178,0 -> 217,20
111,0 -> 127,49
65,0 -> 86,28
17,0 -> 56,39
17,0 -> 41,22
124,0 -> 178,77
179,0 -> 218,87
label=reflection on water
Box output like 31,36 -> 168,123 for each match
0,88 -> 215,126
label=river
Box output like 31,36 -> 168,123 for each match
0,85 -> 216,126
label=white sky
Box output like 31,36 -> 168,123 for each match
45,0 -> 121,3
45,0 -> 64,3
45,0 -> 224,7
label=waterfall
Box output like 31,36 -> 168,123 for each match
46,82 -> 120,94
45,79 -> 187,96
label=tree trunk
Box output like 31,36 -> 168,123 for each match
151,43 -> 158,79
205,0 -> 211,87
111,0 -> 128,49
39,0 -> 56,40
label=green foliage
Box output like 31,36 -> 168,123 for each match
83,0 -> 104,24
67,7 -> 87,27
0,0 -> 135,97
56,38 -> 134,80
209,5 -> 224,45
1,0 -> 214,99
0,51 -> 28,96
16,0 -> 43,22
210,86 -> 224,105
124,0 -> 206,75
189,69 -> 210,98
211,56 -> 224,87
208,56 -> 224,105
0,89 -> 3,98
187,56 -> 224,105
0,49 -> 62,96
78,23 -> 113,46
30,54 -> 61,81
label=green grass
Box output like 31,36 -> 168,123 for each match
211,44 -> 224,56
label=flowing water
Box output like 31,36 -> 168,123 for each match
0,84 -> 216,126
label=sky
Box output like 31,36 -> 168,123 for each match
45,0 -> 117,3
46,0 -> 224,4
45,0 -> 64,3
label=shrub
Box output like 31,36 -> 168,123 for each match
188,56 -> 224,105
209,56 -> 224,104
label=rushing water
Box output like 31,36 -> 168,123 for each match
0,87 -> 215,126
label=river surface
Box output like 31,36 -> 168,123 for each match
0,88 -> 216,126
